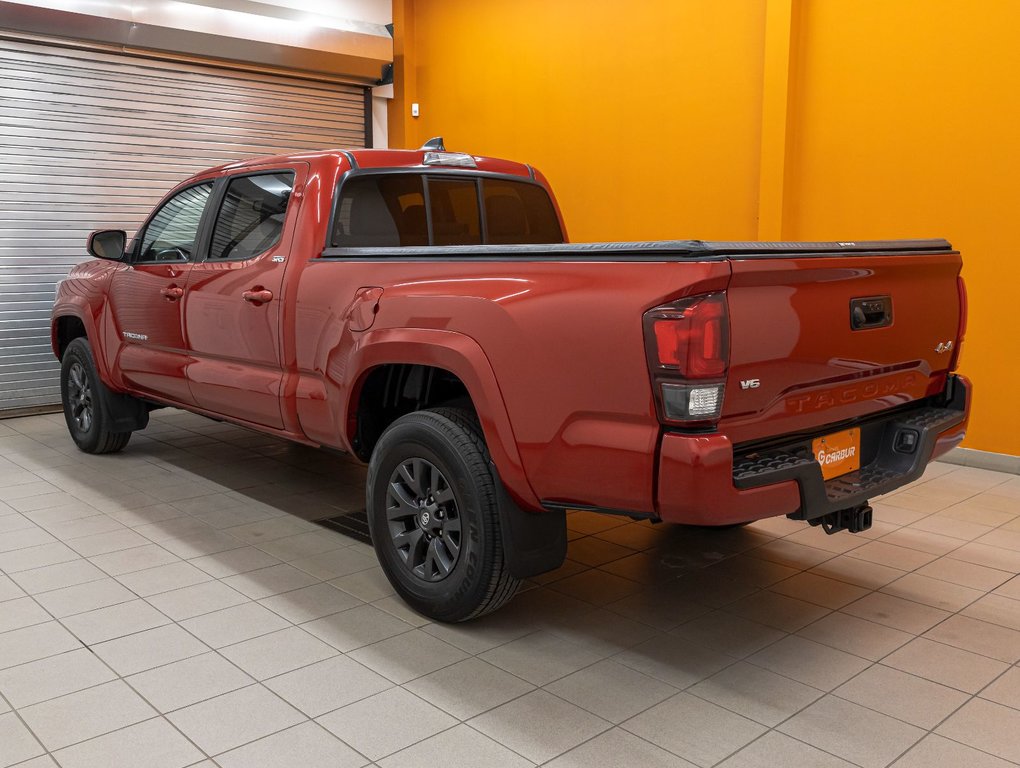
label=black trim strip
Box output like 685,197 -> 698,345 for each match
541,501 -> 656,520
317,241 -> 955,262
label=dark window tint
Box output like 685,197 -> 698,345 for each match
482,179 -> 563,244
209,172 -> 294,260
138,182 -> 213,262
332,175 -> 427,247
428,177 -> 481,246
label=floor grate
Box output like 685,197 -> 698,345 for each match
313,510 -> 373,545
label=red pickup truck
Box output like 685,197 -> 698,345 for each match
51,141 -> 971,621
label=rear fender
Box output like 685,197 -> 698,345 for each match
343,327 -> 541,510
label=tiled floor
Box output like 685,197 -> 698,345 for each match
0,409 -> 1019,767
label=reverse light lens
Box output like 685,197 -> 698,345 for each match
661,383 -> 724,421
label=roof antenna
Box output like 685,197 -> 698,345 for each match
420,136 -> 445,151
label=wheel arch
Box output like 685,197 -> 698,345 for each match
341,327 -> 540,511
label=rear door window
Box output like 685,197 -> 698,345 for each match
330,173 -> 563,248
482,178 -> 563,244
209,172 -> 295,261
332,175 -> 427,247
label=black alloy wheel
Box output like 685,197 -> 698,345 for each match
66,360 -> 94,434
387,457 -> 463,582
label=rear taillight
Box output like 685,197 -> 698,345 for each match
950,275 -> 967,371
644,292 -> 729,424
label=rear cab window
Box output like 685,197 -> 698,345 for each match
330,172 -> 563,248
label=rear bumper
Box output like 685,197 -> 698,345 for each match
656,374 -> 971,526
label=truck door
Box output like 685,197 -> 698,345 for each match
182,165 -> 306,429
107,181 -> 214,404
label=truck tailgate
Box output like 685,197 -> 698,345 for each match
721,248 -> 963,445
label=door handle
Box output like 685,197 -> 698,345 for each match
242,288 -> 274,304
160,285 -> 184,301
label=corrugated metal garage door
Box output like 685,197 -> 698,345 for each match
0,36 -> 368,411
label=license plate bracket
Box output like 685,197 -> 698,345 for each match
812,428 -> 861,480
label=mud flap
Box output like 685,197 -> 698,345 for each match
489,461 -> 566,578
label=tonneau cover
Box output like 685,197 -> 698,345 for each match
319,238 -> 954,260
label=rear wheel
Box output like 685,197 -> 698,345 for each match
60,338 -> 132,454
366,407 -> 519,622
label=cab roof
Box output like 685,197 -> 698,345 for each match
205,147 -> 535,180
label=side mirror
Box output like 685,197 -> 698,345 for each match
87,229 -> 127,261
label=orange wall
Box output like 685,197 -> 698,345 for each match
391,0 -> 767,242
392,0 -> 1020,455
782,1 -> 1020,454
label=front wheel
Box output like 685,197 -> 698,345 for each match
366,408 -> 519,622
60,338 -> 132,454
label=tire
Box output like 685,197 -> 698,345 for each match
366,407 -> 520,622
60,338 -> 132,454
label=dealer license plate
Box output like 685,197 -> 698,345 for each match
812,428 -> 861,480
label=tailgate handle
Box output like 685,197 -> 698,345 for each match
850,296 -> 892,330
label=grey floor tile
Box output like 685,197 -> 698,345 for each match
689,661 -> 822,727
883,637 -> 1009,694
745,635 -> 871,691
127,652 -> 254,712
669,611 -> 785,660
613,633 -> 736,690
216,721 -> 367,768
936,697 -> 1020,763
980,665 -> 1020,710
264,654 -> 392,718
0,648 -> 116,708
60,599 -> 171,645
146,580 -> 248,621
254,530 -> 350,561
222,563 -> 320,600
468,688 -> 610,764
379,723 -> 532,768
179,601 -> 291,649
796,612 -> 913,661
259,582 -> 361,623
546,727 -> 695,768
0,596 -> 50,633
49,716 -> 204,768
404,657 -> 535,721
67,529 -> 152,557
881,572 -> 985,612
779,695 -> 924,768
891,733 -> 1017,768
833,664 -> 969,729
842,592 -> 951,634
330,567 -> 395,603
348,628 -> 468,685
33,578 -> 136,618
187,546 -> 281,579
167,684 -> 305,755
724,590 -> 831,633
767,572 -> 870,609
623,692 -> 766,767
92,624 -> 209,676
303,604 -> 414,653
0,526 -> 56,552
220,626 -> 337,680
19,679 -> 156,751
479,630 -> 603,687
546,658 -> 676,724
924,614 -> 1020,663
10,559 -> 107,595
0,541 -> 80,573
0,711 -> 46,767
87,544 -> 181,577
0,621 -> 82,670
0,574 -> 23,602
318,687 -> 457,762
717,731 -> 857,768
117,561 -> 212,597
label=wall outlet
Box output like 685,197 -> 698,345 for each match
411,102 -> 420,117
